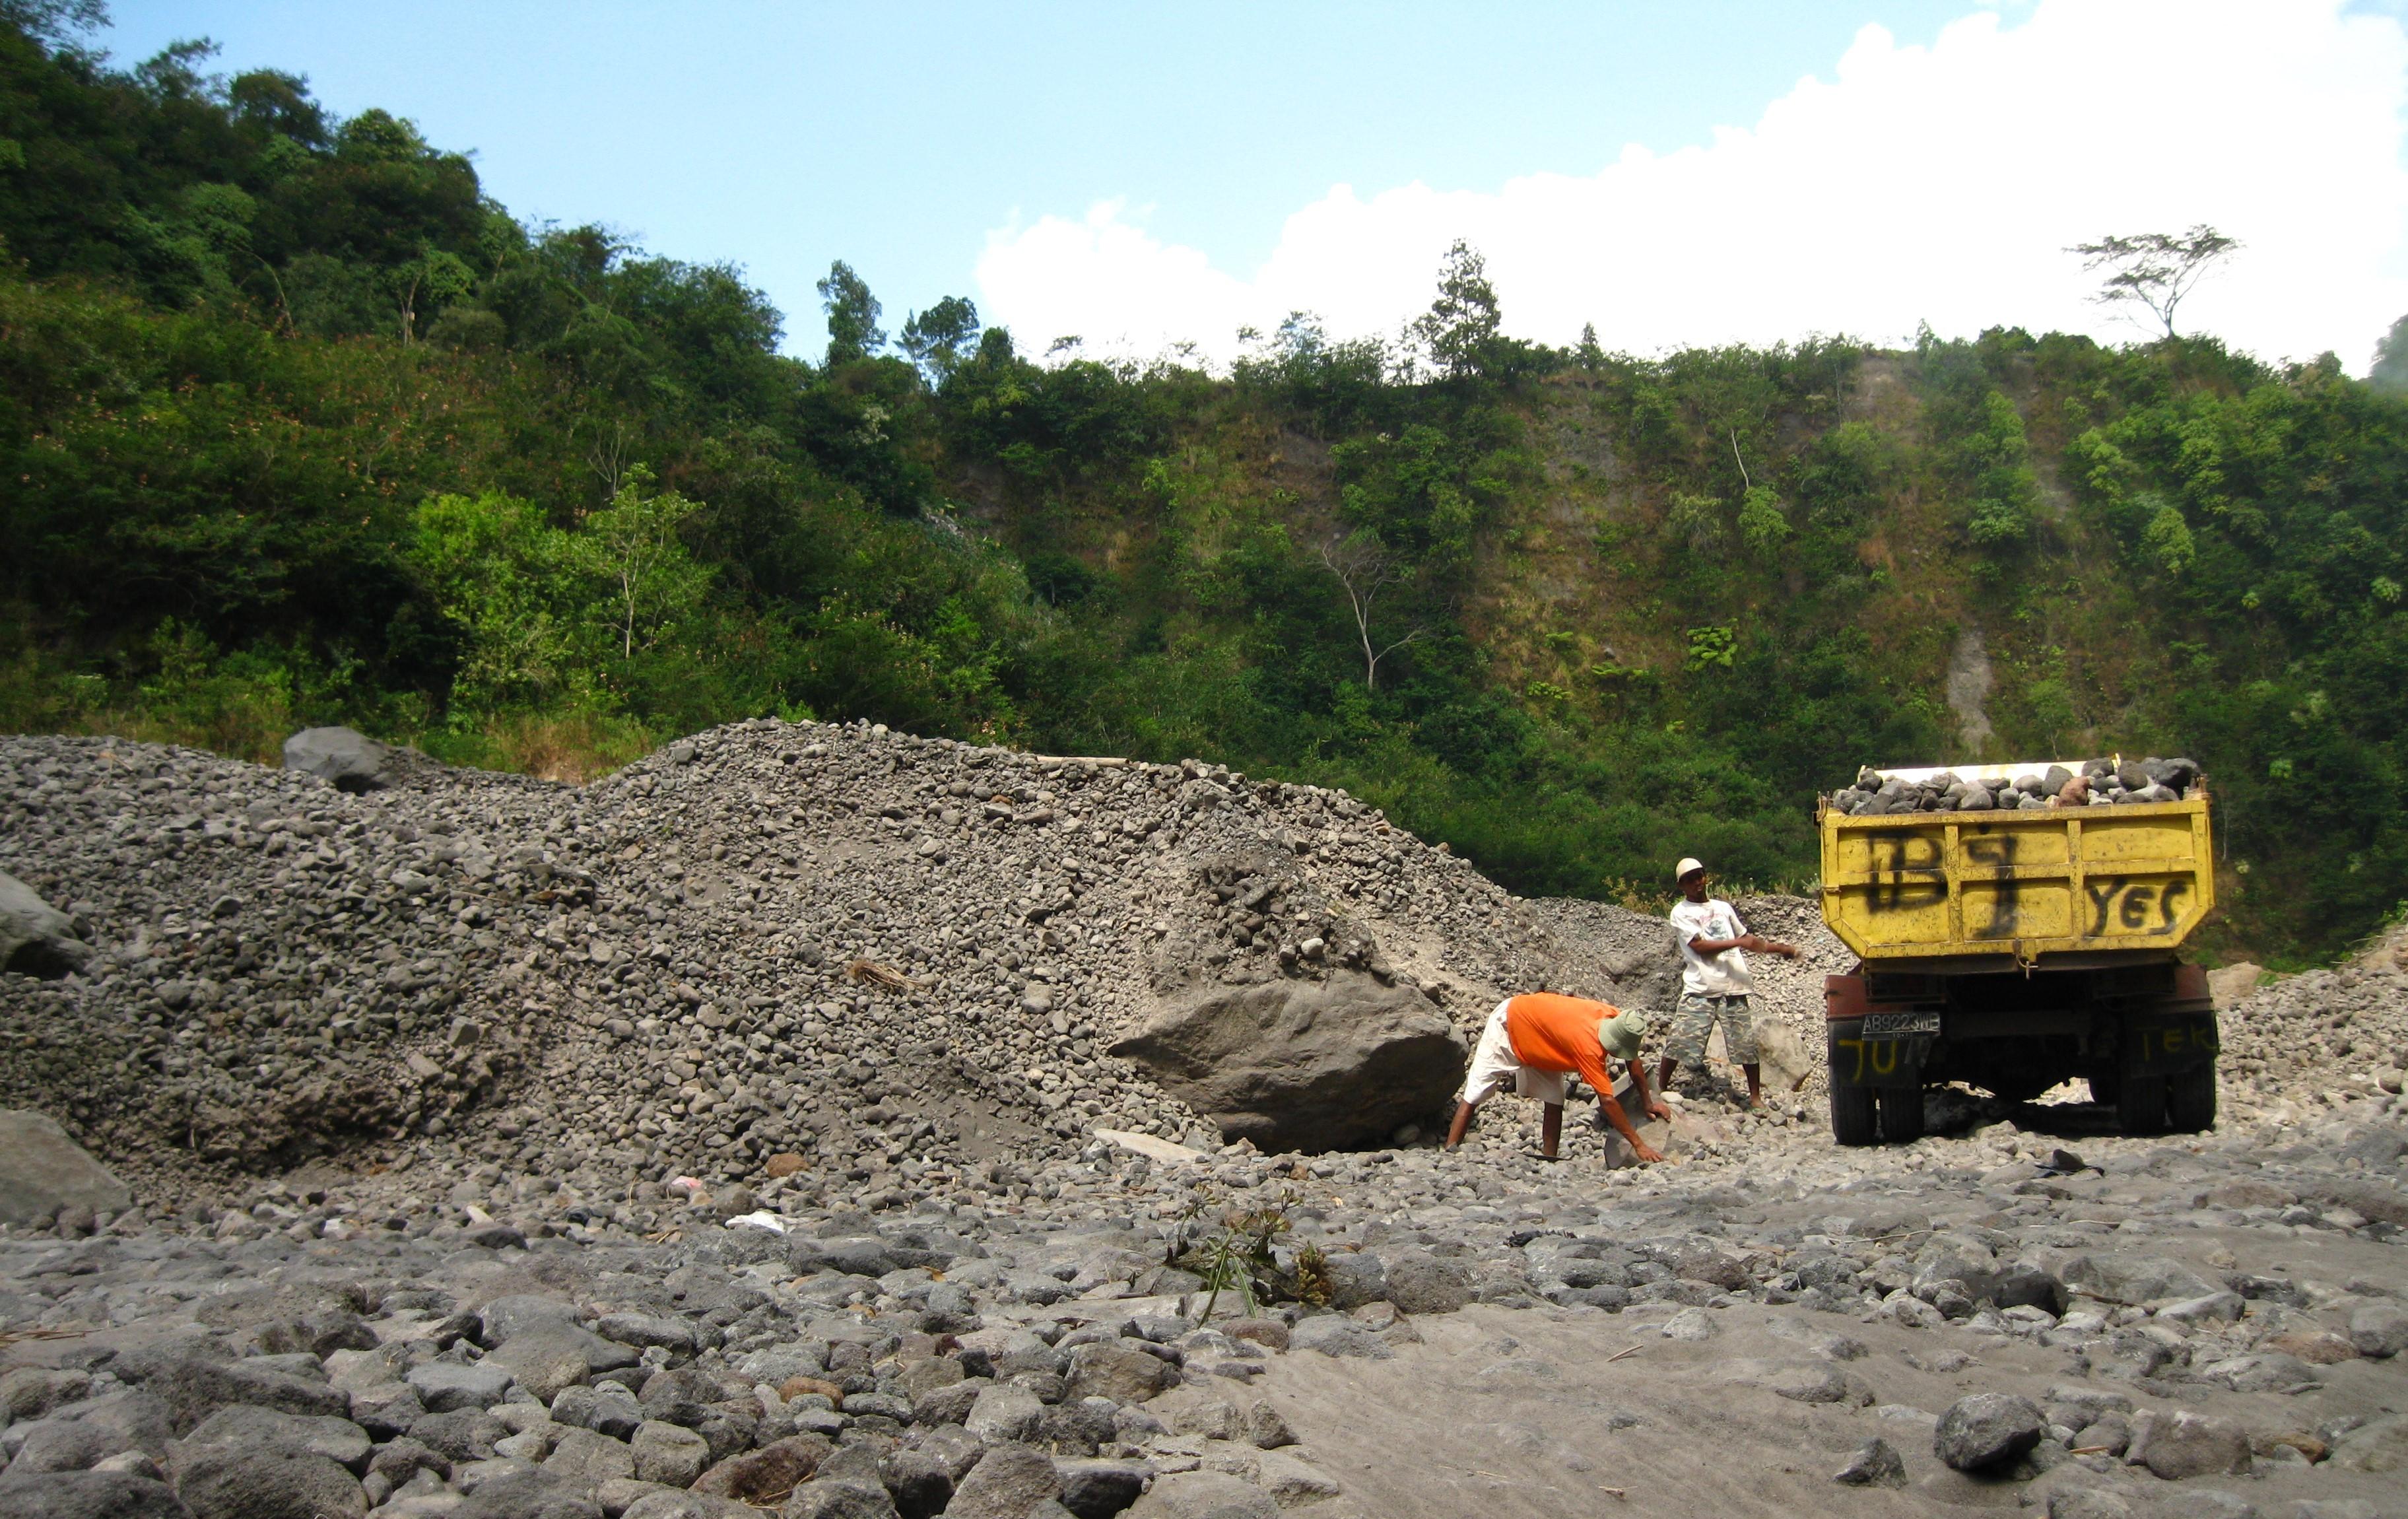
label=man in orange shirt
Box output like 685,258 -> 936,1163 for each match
1442,992 -> 1669,1163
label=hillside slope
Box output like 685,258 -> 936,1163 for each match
2,18 -> 2403,965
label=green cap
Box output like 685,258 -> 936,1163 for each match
1599,1010 -> 1648,1061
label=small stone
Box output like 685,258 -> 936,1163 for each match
1833,1438 -> 1906,1487
1659,1308 -> 1718,1341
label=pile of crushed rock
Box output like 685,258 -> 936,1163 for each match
0,720 -> 1739,1220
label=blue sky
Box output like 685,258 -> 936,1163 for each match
105,2 -> 2408,364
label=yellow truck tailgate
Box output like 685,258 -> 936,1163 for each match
1819,794 -> 2214,966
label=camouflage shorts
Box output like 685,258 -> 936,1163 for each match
1665,992 -> 1758,1068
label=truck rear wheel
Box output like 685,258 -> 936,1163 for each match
1830,1084 -> 1878,1146
2166,1066 -> 2217,1133
1878,1086 -> 1924,1144
2118,1073 -> 2168,1135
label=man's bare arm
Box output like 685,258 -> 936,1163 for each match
1597,1092 -> 1664,1163
1687,932 -> 1800,959
1624,1058 -> 1671,1122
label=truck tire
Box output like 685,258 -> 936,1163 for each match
2166,1066 -> 2217,1133
1878,1086 -> 1924,1144
1830,1084 -> 1878,1146
2118,1073 -> 2168,1135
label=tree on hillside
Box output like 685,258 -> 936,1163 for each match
2069,225 -> 2240,338
1318,531 -> 1426,691
572,467 -> 712,661
899,295 -> 980,382
2372,314 -> 2408,393
818,259 -> 885,363
1410,240 -> 1503,380
2,0 -> 106,48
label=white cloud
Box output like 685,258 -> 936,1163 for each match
975,0 -> 2408,370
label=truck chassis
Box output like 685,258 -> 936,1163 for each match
1823,959 -> 2218,1144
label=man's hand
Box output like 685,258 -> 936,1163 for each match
1631,1139 -> 1667,1164
1644,1098 -> 1672,1122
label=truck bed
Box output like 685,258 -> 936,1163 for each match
1818,793 -> 2214,970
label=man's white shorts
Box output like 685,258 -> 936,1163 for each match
1458,999 -> 1568,1108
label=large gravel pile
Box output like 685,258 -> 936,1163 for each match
0,721 -> 1645,1211
6,726 -> 2407,1519
2215,967 -> 2408,1118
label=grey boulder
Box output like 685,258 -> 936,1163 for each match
170,1444 -> 367,1519
0,1471 -> 193,1519
940,1443 -> 1059,1519
0,1110 -> 131,1226
2349,1301 -> 2408,1359
1122,1470 -> 1279,1519
1110,970 -> 1464,1151
1934,1393 -> 2044,1473
279,727 -> 397,793
0,875 -> 92,978
2060,1253 -> 2218,1307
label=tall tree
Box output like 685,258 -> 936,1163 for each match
2069,225 -> 2240,338
1409,239 -> 1502,380
817,259 -> 885,364
1318,531 -> 1426,690
898,294 -> 979,382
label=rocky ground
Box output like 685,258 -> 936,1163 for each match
1,722 -> 2404,1519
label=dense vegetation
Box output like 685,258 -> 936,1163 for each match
4,10 -> 2405,964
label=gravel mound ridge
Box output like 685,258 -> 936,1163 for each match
0,720 -> 1680,1207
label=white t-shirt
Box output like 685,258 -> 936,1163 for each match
1669,896 -> 1753,996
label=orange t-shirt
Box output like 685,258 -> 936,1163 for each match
1506,992 -> 1622,1097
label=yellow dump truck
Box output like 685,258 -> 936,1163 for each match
1817,768 -> 2217,1145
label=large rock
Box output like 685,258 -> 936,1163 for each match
1109,970 -> 1464,1151
176,1406 -> 372,1471
690,1437 -> 830,1503
1061,1343 -> 1176,1405
170,1445 -> 367,1519
2327,1415 -> 2408,1473
2349,1301 -> 2408,1359
630,1423 -> 711,1489
1054,1461 -> 1146,1519
0,1470 -> 194,1519
2060,1253 -> 2219,1307
2133,1411 -> 2250,1479
1381,1252 -> 1471,1315
279,728 -> 398,793
131,1355 -> 349,1437
0,874 -> 92,978
0,1110 -> 131,1226
1934,1394 -> 2044,1473
407,1362 -> 515,1414
964,1384 -> 1046,1445
1122,1470 -> 1278,1519
939,1443 -> 1058,1519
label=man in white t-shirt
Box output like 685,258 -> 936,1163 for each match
1657,856 -> 1797,1109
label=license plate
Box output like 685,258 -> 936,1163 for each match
1863,1011 -> 1941,1038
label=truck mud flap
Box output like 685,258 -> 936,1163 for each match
1826,1016 -> 1932,1089
2122,1009 -> 2219,1077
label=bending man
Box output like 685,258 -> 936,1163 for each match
1444,992 -> 1669,1162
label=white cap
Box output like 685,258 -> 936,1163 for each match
1674,857 -> 1706,882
